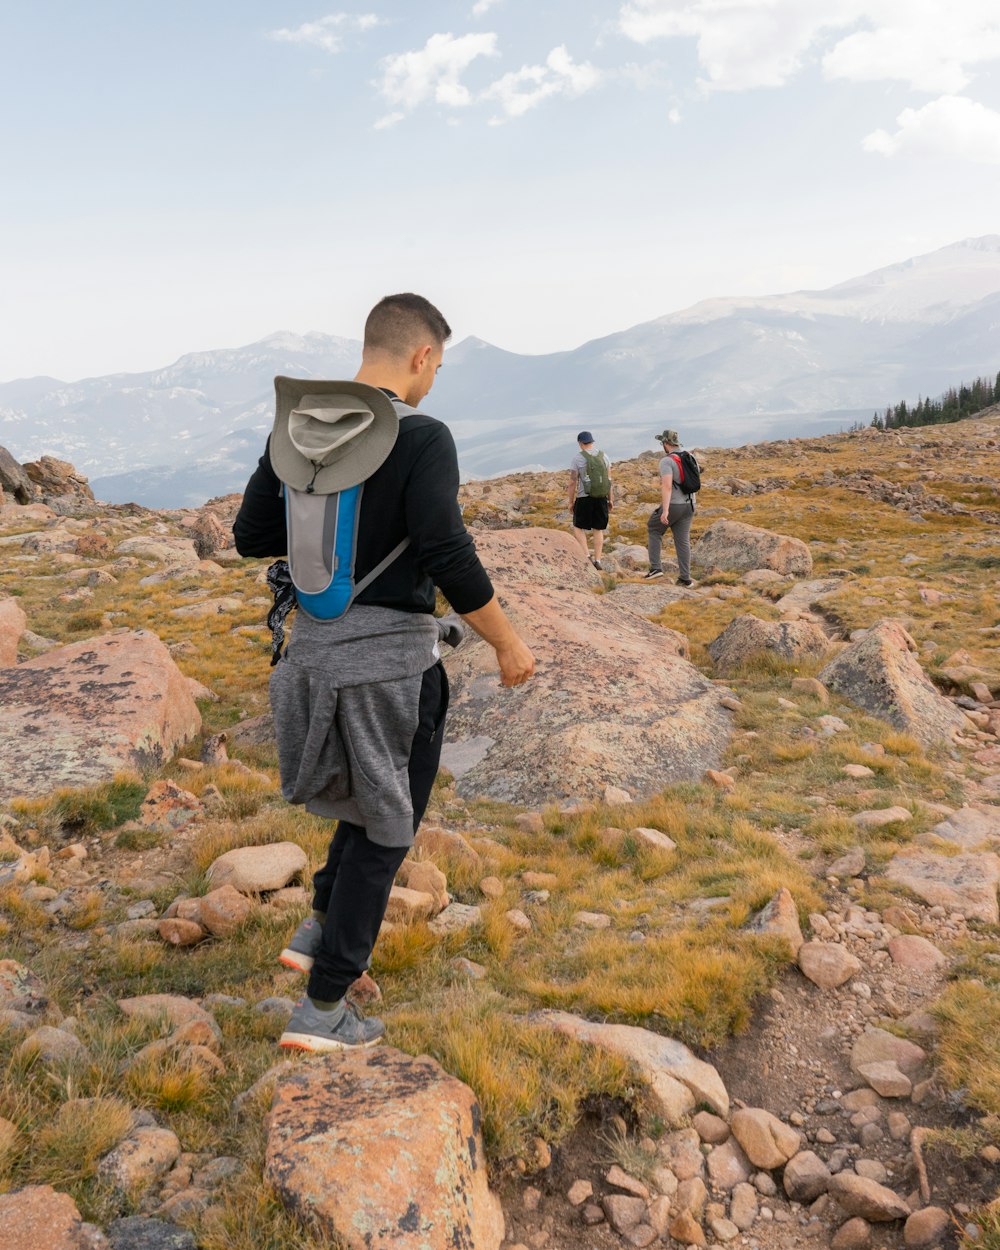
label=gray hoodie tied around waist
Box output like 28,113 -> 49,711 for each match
268,604 -> 462,847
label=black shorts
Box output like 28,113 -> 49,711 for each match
573,496 -> 609,531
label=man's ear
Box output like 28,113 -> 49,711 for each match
411,344 -> 433,373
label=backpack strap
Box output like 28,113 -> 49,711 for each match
671,452 -> 685,485
351,536 -> 411,600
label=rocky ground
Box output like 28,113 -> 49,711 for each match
0,417 -> 998,1250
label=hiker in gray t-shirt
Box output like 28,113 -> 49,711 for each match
644,428 -> 696,586
568,430 -> 613,570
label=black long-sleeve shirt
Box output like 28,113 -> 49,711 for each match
232,403 -> 494,616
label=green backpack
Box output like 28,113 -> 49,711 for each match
581,450 -> 610,498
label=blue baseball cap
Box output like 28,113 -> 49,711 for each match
577,430 -> 594,444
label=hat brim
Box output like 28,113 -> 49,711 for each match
270,378 -> 399,493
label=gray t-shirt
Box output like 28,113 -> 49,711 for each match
571,449 -> 612,498
660,452 -> 694,506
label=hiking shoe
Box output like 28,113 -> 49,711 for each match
278,917 -> 322,974
279,998 -> 385,1052
676,577 -> 694,588
591,558 -> 604,570
643,569 -> 663,580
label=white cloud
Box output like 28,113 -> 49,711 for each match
379,32 -> 499,110
863,94 -> 1000,164
374,111 -> 405,130
618,0 -> 851,90
484,45 -> 602,118
270,13 -> 382,54
472,0 -> 502,15
668,106 -> 681,123
617,1 -> 1000,95
823,3 -> 1000,94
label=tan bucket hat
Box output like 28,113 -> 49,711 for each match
270,377 -> 400,494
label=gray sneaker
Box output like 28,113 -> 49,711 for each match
279,998 -> 385,1052
278,916 -> 322,974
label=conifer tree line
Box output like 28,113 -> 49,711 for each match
861,369 -> 1000,431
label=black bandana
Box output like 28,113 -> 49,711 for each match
266,559 -> 298,666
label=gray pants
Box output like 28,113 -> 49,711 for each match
647,501 -> 694,580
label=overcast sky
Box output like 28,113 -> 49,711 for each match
2,0 -> 999,381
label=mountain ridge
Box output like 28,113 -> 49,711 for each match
3,235 -> 999,507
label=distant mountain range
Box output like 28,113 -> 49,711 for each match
3,236 -> 999,507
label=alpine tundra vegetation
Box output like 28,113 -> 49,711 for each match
0,408 -> 998,1249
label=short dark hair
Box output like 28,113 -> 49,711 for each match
363,293 -> 452,357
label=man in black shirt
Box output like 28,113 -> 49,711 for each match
233,293 -> 534,1051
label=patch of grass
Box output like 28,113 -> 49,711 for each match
934,980 -> 1000,1116
65,610 -> 106,633
31,1096 -> 133,1188
124,1046 -> 215,1114
601,1121 -> 659,1184
13,775 -> 146,838
517,928 -> 789,1049
389,993 -> 636,1159
926,1117 -> 1000,1160
0,885 -> 52,940
65,889 -> 106,930
373,922 -> 441,977
114,826 -> 164,851
946,939 -> 1000,990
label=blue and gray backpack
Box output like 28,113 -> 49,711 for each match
265,379 -> 420,662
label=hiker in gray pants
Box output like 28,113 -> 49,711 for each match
644,428 -> 696,587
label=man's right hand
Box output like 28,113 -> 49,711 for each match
496,637 -> 536,688
461,595 -> 536,689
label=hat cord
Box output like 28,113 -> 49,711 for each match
305,460 -> 323,494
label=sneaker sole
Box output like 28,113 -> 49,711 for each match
278,1031 -> 383,1053
278,949 -> 315,974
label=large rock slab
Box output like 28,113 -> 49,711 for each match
925,805 -> 1000,850
0,629 -> 200,801
692,520 -> 812,576
530,1011 -> 728,1122
819,620 -> 967,747
0,445 -> 34,504
886,849 -> 1000,923
264,1048 -> 503,1250
707,615 -> 828,674
0,1184 -> 91,1250
443,529 -> 733,804
466,527 -> 602,589
23,456 -> 95,502
116,536 -> 199,565
0,596 -> 27,667
774,578 -> 846,618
